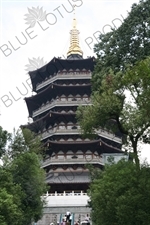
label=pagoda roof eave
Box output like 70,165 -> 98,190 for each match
45,139 -> 101,145
25,83 -> 91,102
28,57 -> 96,91
24,82 -> 91,117
44,139 -> 124,154
22,110 -> 76,132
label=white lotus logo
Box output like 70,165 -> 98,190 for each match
24,6 -> 47,28
25,57 -> 47,72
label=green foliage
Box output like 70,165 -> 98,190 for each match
0,166 -> 23,225
11,151 -> 46,224
0,126 -> 11,158
89,160 -> 150,225
77,57 -> 150,167
9,128 -> 44,159
0,127 -> 47,225
92,0 -> 150,90
84,0 -> 150,166
0,189 -> 22,225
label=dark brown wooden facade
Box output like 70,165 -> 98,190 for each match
23,17 -> 125,193
23,56 -> 124,193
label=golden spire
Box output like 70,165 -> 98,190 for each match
67,6 -> 83,58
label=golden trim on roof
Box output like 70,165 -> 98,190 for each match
67,9 -> 83,57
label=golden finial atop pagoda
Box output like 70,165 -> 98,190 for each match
67,5 -> 83,58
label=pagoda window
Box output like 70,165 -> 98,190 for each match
85,150 -> 92,154
76,138 -> 82,141
61,110 -> 66,113
85,150 -> 92,159
57,151 -> 65,159
67,125 -> 72,130
59,122 -> 66,130
85,138 -> 90,141
83,94 -> 88,97
68,110 -> 73,113
66,150 -> 74,159
93,151 -> 99,158
82,70 -> 86,74
69,69 -> 73,72
59,138 -> 65,141
76,150 -> 83,159
76,94 -> 81,99
60,94 -> 66,101
83,94 -> 89,101
68,138 -> 73,141
67,122 -> 73,126
68,94 -> 73,101
77,154 -> 83,159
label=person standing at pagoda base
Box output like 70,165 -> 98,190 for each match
69,214 -> 72,224
65,211 -> 72,225
62,218 -> 66,225
85,214 -> 90,225
66,211 -> 71,221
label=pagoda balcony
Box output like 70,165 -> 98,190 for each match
39,127 -> 122,143
40,127 -> 81,140
41,156 -> 104,168
36,72 -> 92,91
32,99 -> 91,117
42,152 -> 128,168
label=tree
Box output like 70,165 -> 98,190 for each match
77,0 -> 150,167
77,57 -> 150,167
0,126 -> 10,158
92,0 -> 150,91
0,128 -> 47,225
0,166 -> 23,225
10,128 -> 47,225
88,160 -> 150,225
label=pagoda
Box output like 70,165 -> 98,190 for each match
24,13 -> 124,194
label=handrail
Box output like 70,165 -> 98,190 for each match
36,73 -> 92,91
44,191 -> 88,197
39,127 -> 122,143
42,157 -> 104,168
33,99 -> 91,117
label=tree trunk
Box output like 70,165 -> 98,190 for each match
130,136 -> 140,169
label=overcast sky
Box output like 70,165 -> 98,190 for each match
1,0 -> 149,162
